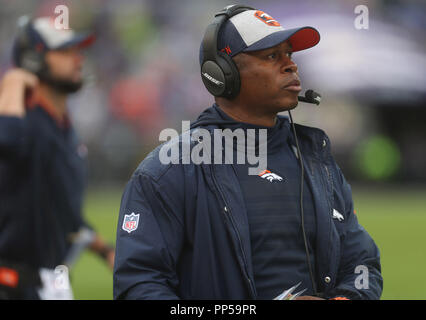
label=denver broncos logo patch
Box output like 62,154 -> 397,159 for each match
258,169 -> 284,182
254,11 -> 281,27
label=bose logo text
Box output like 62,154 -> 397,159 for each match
202,72 -> 224,86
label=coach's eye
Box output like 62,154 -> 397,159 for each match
267,52 -> 277,60
286,52 -> 293,59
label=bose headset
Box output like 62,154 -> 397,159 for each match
13,16 -> 48,77
200,5 -> 255,99
200,4 -> 320,297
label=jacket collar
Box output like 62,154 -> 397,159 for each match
27,90 -> 71,129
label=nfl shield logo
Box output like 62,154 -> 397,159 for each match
122,213 -> 140,233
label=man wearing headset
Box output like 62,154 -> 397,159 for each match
113,5 -> 382,300
0,17 -> 114,299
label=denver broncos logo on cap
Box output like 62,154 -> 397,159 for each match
254,11 -> 281,27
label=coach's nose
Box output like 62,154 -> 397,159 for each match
282,59 -> 298,74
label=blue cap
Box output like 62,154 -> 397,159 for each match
15,16 -> 95,53
200,9 -> 320,64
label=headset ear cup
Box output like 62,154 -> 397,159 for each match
20,51 -> 44,74
218,53 -> 240,99
201,60 -> 227,97
201,56 -> 240,99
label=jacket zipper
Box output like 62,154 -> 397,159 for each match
323,163 -> 335,214
321,161 -> 336,289
210,165 -> 256,298
324,164 -> 332,189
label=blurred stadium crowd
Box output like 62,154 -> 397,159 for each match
1,0 -> 425,186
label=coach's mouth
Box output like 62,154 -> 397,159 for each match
282,79 -> 302,92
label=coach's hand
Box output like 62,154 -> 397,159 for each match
89,234 -> 115,270
0,68 -> 39,117
106,249 -> 115,269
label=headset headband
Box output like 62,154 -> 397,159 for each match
13,16 -> 48,75
202,5 -> 254,62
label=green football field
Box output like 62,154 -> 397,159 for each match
70,185 -> 426,300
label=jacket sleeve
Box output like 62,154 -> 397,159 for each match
327,166 -> 383,300
0,116 -> 29,159
113,169 -> 185,300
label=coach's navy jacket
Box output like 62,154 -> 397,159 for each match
0,103 -> 88,270
113,105 -> 383,300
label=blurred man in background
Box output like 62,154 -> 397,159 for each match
0,16 -> 114,299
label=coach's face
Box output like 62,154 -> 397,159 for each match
233,40 -> 301,114
45,47 -> 84,85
